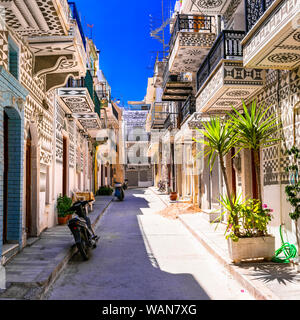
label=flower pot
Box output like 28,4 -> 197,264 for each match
67,214 -> 73,221
227,235 -> 275,263
58,216 -> 69,225
170,192 -> 178,201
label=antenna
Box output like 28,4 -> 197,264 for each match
87,24 -> 94,39
150,0 -> 173,58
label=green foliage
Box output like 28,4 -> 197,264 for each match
97,186 -> 113,196
217,195 -> 273,242
57,195 -> 73,217
285,146 -> 300,221
193,117 -> 236,170
227,100 -> 281,152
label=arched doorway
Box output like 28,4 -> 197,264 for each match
2,107 -> 23,245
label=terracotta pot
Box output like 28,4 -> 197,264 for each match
170,192 -> 178,201
58,216 -> 68,225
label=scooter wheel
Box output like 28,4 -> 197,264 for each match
77,240 -> 89,261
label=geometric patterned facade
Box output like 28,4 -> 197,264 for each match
243,0 -> 300,70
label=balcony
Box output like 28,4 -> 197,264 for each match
1,0 -> 72,37
181,95 -> 196,125
151,103 -> 169,130
179,0 -> 237,16
168,14 -> 216,73
196,30 -> 265,113
243,0 -> 300,70
1,1 -> 87,91
58,72 -> 102,136
162,62 -> 194,101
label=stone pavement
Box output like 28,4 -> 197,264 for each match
150,187 -> 300,300
0,195 -> 112,300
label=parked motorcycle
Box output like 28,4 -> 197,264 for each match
67,200 -> 99,261
113,182 -> 125,201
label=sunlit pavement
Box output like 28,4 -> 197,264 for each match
45,188 -> 254,300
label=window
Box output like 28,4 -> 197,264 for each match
8,38 -> 19,79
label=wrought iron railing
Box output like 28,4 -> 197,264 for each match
196,30 -> 245,91
164,113 -> 178,130
169,14 -> 215,53
245,0 -> 276,32
151,102 -> 170,129
181,95 -> 196,124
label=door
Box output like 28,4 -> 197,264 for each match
63,137 -> 68,196
26,135 -> 32,236
3,112 -> 8,243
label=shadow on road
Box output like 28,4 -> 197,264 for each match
48,189 -> 211,300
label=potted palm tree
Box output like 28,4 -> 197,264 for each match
193,100 -> 281,263
224,100 -> 281,262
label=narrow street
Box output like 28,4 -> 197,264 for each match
45,189 -> 254,300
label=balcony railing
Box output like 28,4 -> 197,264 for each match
151,102 -> 170,129
164,113 -> 179,130
196,30 -> 245,91
169,14 -> 215,53
181,95 -> 196,124
245,0 -> 276,32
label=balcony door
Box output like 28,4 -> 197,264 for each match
193,15 -> 205,33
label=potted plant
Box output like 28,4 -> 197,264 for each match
193,100 -> 280,263
57,195 -> 73,225
225,100 -> 280,262
170,190 -> 178,201
220,195 -> 275,263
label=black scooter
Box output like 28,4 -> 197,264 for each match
67,200 -> 99,261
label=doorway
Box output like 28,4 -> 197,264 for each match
3,112 -> 8,244
63,137 -> 68,196
25,132 -> 32,237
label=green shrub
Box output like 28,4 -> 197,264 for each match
57,195 -> 73,217
219,196 -> 273,242
97,186 -> 113,196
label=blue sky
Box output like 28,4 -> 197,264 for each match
74,0 -> 175,107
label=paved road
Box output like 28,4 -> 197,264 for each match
45,189 -> 254,300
